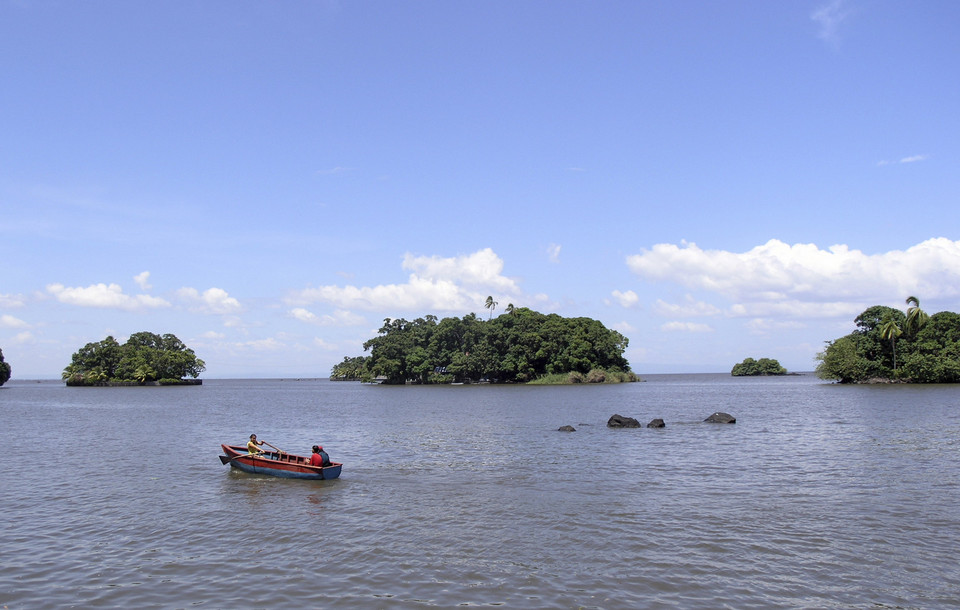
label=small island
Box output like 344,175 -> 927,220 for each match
816,296 -> 960,383
332,306 -> 637,384
62,331 -> 205,386
731,357 -> 787,376
0,347 -> 11,387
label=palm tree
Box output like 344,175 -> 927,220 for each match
484,296 -> 498,320
879,313 -> 902,372
505,303 -> 515,316
905,295 -> 929,337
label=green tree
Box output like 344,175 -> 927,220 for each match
904,295 -> 929,338
484,295 -> 498,320
879,313 -> 902,372
355,307 -> 632,384
0,347 -> 11,386
731,357 -> 786,376
62,332 -> 205,385
816,336 -> 870,383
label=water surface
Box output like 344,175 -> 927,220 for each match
2,375 -> 958,608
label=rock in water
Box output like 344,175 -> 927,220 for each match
607,414 -> 641,428
704,412 -> 736,424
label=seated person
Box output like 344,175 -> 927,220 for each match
247,433 -> 266,455
310,445 -> 332,467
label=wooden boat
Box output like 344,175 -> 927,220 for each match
219,444 -> 342,480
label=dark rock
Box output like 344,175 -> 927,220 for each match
647,418 -> 665,428
557,425 -> 576,432
607,414 -> 641,428
704,412 -> 736,424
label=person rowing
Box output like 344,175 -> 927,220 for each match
247,433 -> 281,457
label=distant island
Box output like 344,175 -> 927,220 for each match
731,357 -> 787,376
62,331 -> 205,386
332,306 -> 638,385
816,297 -> 960,383
0,347 -> 10,387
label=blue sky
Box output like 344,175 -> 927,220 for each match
3,0 -> 959,378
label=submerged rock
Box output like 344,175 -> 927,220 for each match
704,412 -> 736,424
558,425 -> 576,432
647,418 -> 665,428
607,414 -> 641,428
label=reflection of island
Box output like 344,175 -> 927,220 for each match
62,331 -> 205,386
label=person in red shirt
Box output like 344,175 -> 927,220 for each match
309,445 -> 331,467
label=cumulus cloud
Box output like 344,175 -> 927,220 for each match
1,314 -> 30,328
289,308 -> 365,327
611,289 -> 640,308
287,248 -> 523,312
134,271 -> 152,291
0,293 -> 26,308
177,287 -> 242,314
661,321 -> 713,333
626,238 -> 960,308
653,297 -> 722,318
47,283 -> 171,311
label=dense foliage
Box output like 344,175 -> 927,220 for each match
816,297 -> 960,383
731,357 -> 787,376
330,356 -> 369,381
334,307 -> 632,384
0,347 -> 10,387
62,331 -> 206,385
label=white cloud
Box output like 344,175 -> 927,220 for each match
0,293 -> 26,308
611,289 -> 640,308
547,244 -> 562,263
177,287 -> 242,314
611,321 -> 637,333
290,308 -> 365,327
316,166 -> 356,175
287,248 -> 523,312
653,297 -> 721,317
47,283 -> 171,311
134,271 -> 152,291
12,331 -> 34,344
661,321 -> 713,333
236,337 -> 284,351
878,154 -> 929,166
626,238 -> 960,307
744,318 -> 805,334
1,314 -> 29,329
313,337 -> 338,350
201,330 -> 225,339
812,0 -> 850,42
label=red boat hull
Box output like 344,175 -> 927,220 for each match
219,444 -> 342,480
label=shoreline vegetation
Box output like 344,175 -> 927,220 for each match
731,357 -> 787,376
332,306 -> 638,385
816,297 -> 960,384
61,331 -> 206,387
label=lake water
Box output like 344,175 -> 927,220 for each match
2,374 -> 959,608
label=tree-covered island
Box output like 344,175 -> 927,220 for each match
816,297 -> 960,383
62,331 -> 205,386
0,347 -> 11,387
332,306 -> 637,384
731,357 -> 787,376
